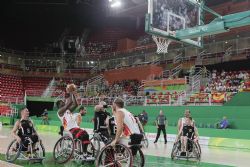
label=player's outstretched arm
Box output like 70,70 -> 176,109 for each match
58,94 -> 73,117
69,93 -> 78,112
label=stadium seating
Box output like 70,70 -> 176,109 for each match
0,104 -> 12,116
0,74 -> 23,102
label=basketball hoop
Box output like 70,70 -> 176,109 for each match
152,35 -> 172,54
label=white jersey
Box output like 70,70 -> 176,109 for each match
119,108 -> 140,137
181,117 -> 195,127
58,110 -> 79,131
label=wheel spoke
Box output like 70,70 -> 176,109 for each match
116,157 -> 130,163
103,162 -> 116,167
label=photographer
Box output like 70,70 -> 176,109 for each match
93,101 -> 111,144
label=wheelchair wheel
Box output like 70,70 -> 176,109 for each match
90,136 -> 100,158
87,141 -> 96,159
5,139 -> 22,162
133,148 -> 144,167
96,144 -> 133,167
193,142 -> 201,161
53,136 -> 74,164
196,142 -> 201,155
171,142 -> 180,160
142,134 -> 149,148
74,139 -> 83,161
33,140 -> 45,159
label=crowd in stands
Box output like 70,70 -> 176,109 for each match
85,42 -> 113,54
99,79 -> 141,97
137,35 -> 153,46
203,70 -> 249,93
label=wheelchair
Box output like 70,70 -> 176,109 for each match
141,133 -> 149,148
96,139 -> 145,167
90,131 -> 113,158
53,130 -> 96,164
171,138 -> 201,162
5,137 -> 45,163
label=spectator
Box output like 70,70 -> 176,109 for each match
216,116 -> 229,129
41,109 -> 49,125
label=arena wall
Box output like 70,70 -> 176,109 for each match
126,106 -> 250,130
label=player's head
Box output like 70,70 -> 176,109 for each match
184,109 -> 191,118
99,101 -> 108,109
56,100 -> 65,109
79,106 -> 87,116
112,98 -> 124,112
159,110 -> 163,115
20,107 -> 29,118
94,101 -> 107,112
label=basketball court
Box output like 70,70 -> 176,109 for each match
1,126 -> 250,167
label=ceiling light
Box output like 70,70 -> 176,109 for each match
111,1 -> 121,8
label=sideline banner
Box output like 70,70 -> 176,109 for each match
144,133 -> 210,146
36,125 -> 250,150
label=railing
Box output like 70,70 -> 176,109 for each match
143,78 -> 186,87
152,57 -> 161,64
80,96 -> 146,106
90,66 -> 98,74
87,74 -> 104,85
224,46 -> 233,57
162,70 -> 170,78
25,89 -> 63,97
0,96 -> 24,104
188,66 -> 211,93
125,96 -> 145,106
145,91 -> 187,106
1,46 -> 250,74
84,74 -> 104,94
173,54 -> 183,64
171,64 -> 182,78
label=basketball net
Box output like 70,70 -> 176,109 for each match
152,35 -> 172,54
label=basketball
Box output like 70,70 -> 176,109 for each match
66,84 -> 77,93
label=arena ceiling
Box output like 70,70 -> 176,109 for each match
108,0 -> 229,18
0,0 -> 241,51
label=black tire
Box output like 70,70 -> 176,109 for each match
133,148 -> 145,167
142,134 -> 149,148
5,139 -> 22,162
171,142 -> 179,160
36,140 -> 45,158
87,142 -> 96,159
196,142 -> 201,155
73,139 -> 82,161
53,136 -> 74,164
90,136 -> 101,158
193,142 -> 201,162
96,144 -> 133,167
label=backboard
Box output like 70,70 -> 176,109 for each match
145,0 -> 203,48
